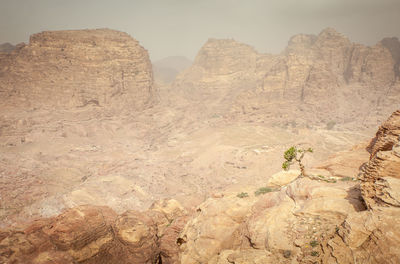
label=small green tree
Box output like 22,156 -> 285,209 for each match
282,146 -> 313,176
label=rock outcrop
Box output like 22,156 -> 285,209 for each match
367,110 -> 400,157
0,200 -> 187,264
175,111 -> 400,263
174,28 -> 400,128
0,29 -> 154,112
177,178 -> 365,264
325,110 -> 400,263
361,110 -> 400,209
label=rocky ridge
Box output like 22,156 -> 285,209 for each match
174,28 -> 400,128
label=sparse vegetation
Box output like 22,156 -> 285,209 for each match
316,174 -> 337,183
282,146 -> 313,176
283,250 -> 291,258
237,192 -> 249,198
254,187 -> 274,196
166,219 -> 174,227
311,251 -> 319,257
310,240 -> 319,247
340,176 -> 354,182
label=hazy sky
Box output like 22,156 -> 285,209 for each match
1,0 -> 399,61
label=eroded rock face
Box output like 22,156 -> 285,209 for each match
174,28 -> 400,128
174,111 -> 400,264
368,110 -> 400,157
173,38 -> 277,116
361,110 -> 400,209
177,178 -> 364,263
323,110 -> 400,263
0,29 -> 154,112
0,200 -> 188,264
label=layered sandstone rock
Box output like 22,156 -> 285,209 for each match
361,110 -> 400,209
0,29 -> 154,112
325,110 -> 400,263
177,178 -> 365,263
367,110 -> 400,157
175,111 -> 400,263
173,38 -> 277,116
174,28 -> 400,128
0,200 -> 187,264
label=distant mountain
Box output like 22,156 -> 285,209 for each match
153,56 -> 192,83
173,28 -> 400,129
0,29 -> 155,112
0,42 -> 15,53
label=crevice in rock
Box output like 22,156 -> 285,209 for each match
244,235 -> 259,249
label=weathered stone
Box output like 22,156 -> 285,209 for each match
175,28 -> 400,128
368,110 -> 400,157
0,29 -> 155,112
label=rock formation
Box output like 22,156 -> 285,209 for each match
325,110 -> 400,263
175,111 -> 400,263
367,110 -> 400,157
361,110 -> 400,209
0,200 -> 187,264
0,29 -> 154,112
174,28 -> 400,128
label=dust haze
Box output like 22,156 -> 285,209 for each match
1,0 -> 400,60
1,1 -> 400,263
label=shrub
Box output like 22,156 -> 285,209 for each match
340,176 -> 354,182
282,146 -> 313,176
255,187 -> 273,196
310,240 -> 319,247
237,192 -> 249,198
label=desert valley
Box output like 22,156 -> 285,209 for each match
0,26 -> 399,263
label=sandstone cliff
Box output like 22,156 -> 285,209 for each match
174,28 -> 400,128
0,29 -> 154,112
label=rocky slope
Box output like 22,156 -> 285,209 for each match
2,111 -> 399,263
0,29 -> 154,112
174,28 -> 400,129
177,110 -> 400,263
